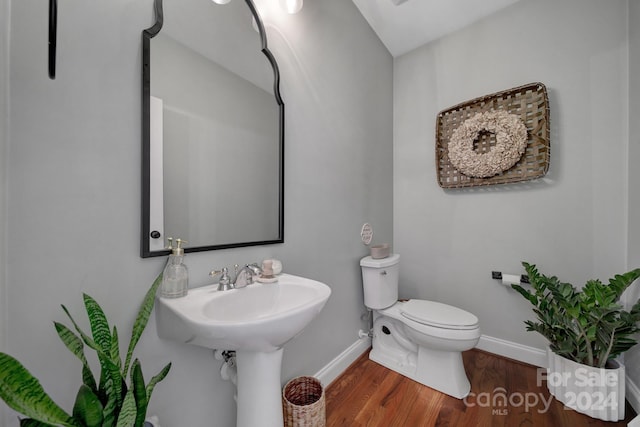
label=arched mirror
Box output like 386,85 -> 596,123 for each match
141,0 -> 284,257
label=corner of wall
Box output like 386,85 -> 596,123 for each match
628,376 -> 640,422
0,0 -> 9,356
313,337 -> 371,387
627,0 -> 640,417
0,14 -> 9,427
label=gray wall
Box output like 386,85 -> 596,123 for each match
394,0 -> 629,350
2,0 -> 392,426
0,0 -> 8,352
0,0 -> 8,425
627,0 -> 640,403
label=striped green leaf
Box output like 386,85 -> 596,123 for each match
54,322 -> 97,392
84,293 -> 112,355
0,353 -> 78,427
111,326 -> 121,371
101,378 -> 118,427
114,389 -> 137,427
145,363 -> 171,403
61,304 -> 124,413
72,384 -> 104,427
130,360 -> 147,427
123,273 -> 162,376
98,359 -> 124,419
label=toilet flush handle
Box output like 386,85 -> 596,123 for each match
380,270 -> 387,276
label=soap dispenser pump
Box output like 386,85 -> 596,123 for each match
160,238 -> 188,298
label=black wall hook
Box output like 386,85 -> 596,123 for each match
48,0 -> 57,79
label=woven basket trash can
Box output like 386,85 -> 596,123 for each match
282,376 -> 326,427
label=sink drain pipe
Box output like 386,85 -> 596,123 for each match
214,350 -> 238,386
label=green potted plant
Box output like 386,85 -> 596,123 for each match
0,273 -> 171,427
511,262 -> 640,421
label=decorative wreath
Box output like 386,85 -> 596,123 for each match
447,110 -> 528,178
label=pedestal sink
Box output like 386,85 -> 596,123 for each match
155,274 -> 331,427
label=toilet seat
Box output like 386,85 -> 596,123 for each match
379,301 -> 480,342
400,300 -> 479,330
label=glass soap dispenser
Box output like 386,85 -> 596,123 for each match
160,238 -> 188,298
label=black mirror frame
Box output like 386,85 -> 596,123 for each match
141,0 -> 285,258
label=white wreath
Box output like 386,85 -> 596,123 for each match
447,110 -> 527,178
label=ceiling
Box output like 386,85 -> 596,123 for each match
351,0 -> 522,57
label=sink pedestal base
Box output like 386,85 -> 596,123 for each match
235,349 -> 284,427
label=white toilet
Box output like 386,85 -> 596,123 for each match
360,254 -> 480,399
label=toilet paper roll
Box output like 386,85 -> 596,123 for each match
501,274 -> 521,286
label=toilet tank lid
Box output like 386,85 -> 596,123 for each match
360,254 -> 400,268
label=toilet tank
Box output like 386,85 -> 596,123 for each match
360,254 -> 400,309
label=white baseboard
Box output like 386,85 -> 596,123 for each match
475,334 -> 547,367
629,414 -> 640,427
627,376 -> 640,419
314,337 -> 371,387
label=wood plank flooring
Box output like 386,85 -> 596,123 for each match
325,349 -> 636,427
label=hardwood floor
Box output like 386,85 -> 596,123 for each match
325,349 -> 636,427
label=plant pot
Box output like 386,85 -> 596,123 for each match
546,349 -> 625,421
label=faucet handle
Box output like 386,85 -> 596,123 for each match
210,267 -> 233,291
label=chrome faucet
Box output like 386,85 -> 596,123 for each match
233,263 -> 262,288
210,263 -> 263,291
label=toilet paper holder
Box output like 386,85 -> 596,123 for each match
491,271 -> 529,284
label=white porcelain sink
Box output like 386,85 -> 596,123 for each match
156,273 -> 331,352
155,273 -> 331,427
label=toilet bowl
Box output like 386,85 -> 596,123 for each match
361,254 -> 480,399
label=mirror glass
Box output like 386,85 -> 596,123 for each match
142,0 -> 284,257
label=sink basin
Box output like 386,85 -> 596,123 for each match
155,273 -> 331,427
156,273 -> 331,352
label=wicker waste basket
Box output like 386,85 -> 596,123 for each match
282,376 -> 326,427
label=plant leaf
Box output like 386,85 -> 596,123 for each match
101,378 -> 118,427
131,360 -> 148,427
84,293 -> 112,355
518,262 -> 640,366
61,304 -> 124,416
79,295 -> 125,412
608,268 -> 640,300
111,326 -> 121,371
54,322 -> 97,392
510,284 -> 537,305
123,272 -> 163,377
19,419 -> 55,427
145,363 -> 171,402
0,353 -> 78,427
115,389 -> 137,427
73,384 -> 104,427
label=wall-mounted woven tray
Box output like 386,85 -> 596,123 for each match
436,82 -> 549,189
